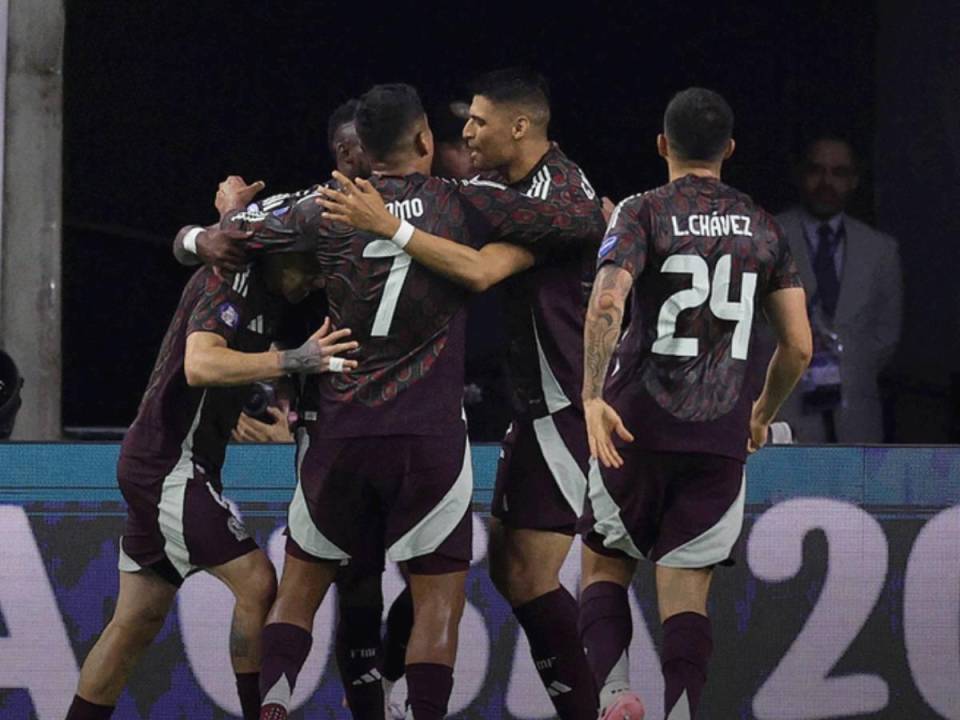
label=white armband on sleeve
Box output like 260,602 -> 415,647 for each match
183,226 -> 203,256
391,220 -> 415,250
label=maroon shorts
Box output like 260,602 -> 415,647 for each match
287,425 -> 473,575
491,407 -> 590,535
118,462 -> 258,588
579,449 -> 745,568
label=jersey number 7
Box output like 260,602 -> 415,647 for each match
363,240 -> 413,337
651,254 -> 757,360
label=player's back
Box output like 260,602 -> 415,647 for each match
601,174 -> 801,460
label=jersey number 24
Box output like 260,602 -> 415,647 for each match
652,254 -> 757,360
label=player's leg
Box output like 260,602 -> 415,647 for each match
334,563 -> 386,720
382,578 -> 413,717
258,549 -> 339,719
656,566 -> 713,720
489,411 -> 597,719
404,565 -> 467,720
648,454 -> 744,720
578,546 -> 641,720
67,568 -> 178,718
207,549 -> 278,720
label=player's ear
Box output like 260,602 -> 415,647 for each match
657,133 -> 670,159
723,138 -> 735,160
513,115 -> 529,140
415,128 -> 433,158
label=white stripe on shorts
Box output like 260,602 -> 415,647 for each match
533,414 -> 587,516
387,436 -> 473,563
587,458 -> 645,559
657,471 -> 746,568
286,427 -> 350,561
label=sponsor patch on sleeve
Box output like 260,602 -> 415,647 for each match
598,235 -> 619,258
217,302 -> 240,329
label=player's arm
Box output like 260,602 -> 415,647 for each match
750,287 -> 813,452
582,264 -> 635,469
172,176 -> 266,271
184,318 -> 358,387
317,172 -> 534,291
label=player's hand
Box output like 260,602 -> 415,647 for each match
601,196 -> 617,224
196,227 -> 252,273
216,175 -> 265,217
279,317 -> 360,375
317,170 -> 401,238
748,400 -> 770,454
232,406 -> 293,443
584,398 -> 634,469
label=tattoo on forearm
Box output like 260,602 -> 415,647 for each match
583,267 -> 632,400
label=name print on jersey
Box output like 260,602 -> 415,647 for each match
672,213 -> 753,237
385,197 -> 425,222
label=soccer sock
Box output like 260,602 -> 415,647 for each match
336,605 -> 385,720
405,662 -> 453,720
383,586 -> 414,683
235,672 -> 260,720
258,622 -> 312,717
513,587 -> 598,720
661,612 -> 712,719
578,581 -> 633,711
65,696 -> 114,720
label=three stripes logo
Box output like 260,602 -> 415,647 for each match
524,166 -> 553,201
546,680 -> 573,697
352,668 -> 383,686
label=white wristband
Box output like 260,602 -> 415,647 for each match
328,357 -> 345,372
391,219 -> 415,249
183,226 -> 203,256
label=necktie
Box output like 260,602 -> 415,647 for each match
813,223 -> 840,319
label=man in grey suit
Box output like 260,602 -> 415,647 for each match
776,134 -> 902,442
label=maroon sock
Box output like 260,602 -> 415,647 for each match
235,672 -> 260,720
405,662 -> 453,720
336,605 -> 385,719
514,587 -> 598,719
382,586 -> 413,682
258,622 -> 312,717
65,696 -> 114,720
662,612 -> 712,718
578,581 -> 632,708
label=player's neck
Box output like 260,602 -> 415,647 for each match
502,139 -> 552,184
667,162 -> 722,182
371,155 -> 432,177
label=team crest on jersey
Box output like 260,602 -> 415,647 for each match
598,235 -> 619,258
217,302 -> 240,328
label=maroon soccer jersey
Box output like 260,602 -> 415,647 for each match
120,266 -> 287,478
485,145 -> 606,418
228,173 -> 601,437
598,175 -> 802,461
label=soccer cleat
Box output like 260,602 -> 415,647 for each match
600,691 -> 645,720
259,703 -> 287,720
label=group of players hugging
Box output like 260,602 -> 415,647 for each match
65,69 -> 811,720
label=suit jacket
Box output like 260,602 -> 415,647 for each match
775,208 -> 902,443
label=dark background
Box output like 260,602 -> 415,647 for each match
61,1 -> 956,438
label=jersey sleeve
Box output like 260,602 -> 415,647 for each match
186,271 -> 247,343
596,195 -> 649,279
457,178 -> 605,255
763,216 -> 804,294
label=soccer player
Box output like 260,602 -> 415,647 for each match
578,88 -> 812,720
220,83 -> 601,720
65,240 -> 358,720
320,67 -> 605,720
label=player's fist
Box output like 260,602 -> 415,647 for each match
216,175 -> 265,217
748,400 -> 770,454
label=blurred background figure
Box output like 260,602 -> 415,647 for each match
0,350 -> 23,440
775,133 -> 902,443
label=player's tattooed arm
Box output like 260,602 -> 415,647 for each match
278,318 -> 359,375
582,264 -> 635,468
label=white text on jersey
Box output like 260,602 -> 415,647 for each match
671,213 -> 753,237
386,198 -> 425,222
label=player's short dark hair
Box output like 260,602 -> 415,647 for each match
355,83 -> 425,161
327,98 -> 359,155
470,67 -> 551,126
663,88 -> 734,162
